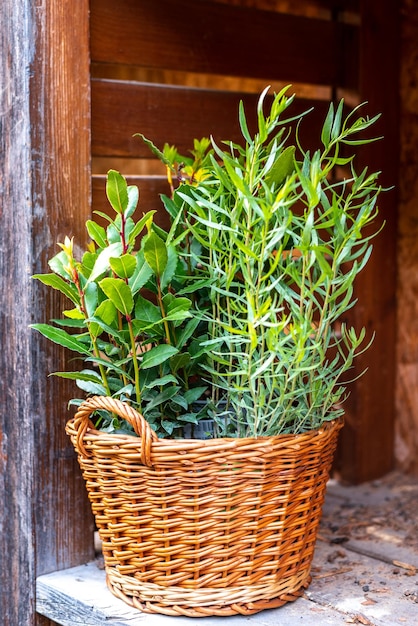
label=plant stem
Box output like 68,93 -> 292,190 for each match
127,315 -> 142,409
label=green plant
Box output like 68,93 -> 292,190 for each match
154,86 -> 384,436
32,86 -> 384,439
31,171 -> 212,437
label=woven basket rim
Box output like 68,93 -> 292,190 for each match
66,412 -> 343,447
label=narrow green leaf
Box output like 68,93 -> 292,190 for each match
32,273 -> 79,305
30,324 -> 92,355
134,133 -> 171,166
52,370 -> 102,383
331,99 -> 345,141
238,100 -> 252,144
160,245 -> 178,291
321,101 -> 334,148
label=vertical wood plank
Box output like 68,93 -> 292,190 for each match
395,0 -> 418,474
336,0 -> 400,482
0,4 -> 37,623
30,0 -> 95,579
0,1 -> 93,624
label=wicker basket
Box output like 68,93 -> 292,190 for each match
66,395 -> 343,617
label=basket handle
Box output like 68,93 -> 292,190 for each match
72,396 -> 158,467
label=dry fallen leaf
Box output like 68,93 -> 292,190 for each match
361,597 -> 377,605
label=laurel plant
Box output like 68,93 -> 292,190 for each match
31,171 -> 214,438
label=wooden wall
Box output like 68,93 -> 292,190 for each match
1,1 -> 93,625
0,0 -> 405,624
395,0 -> 418,474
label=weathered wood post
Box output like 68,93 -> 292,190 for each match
0,1 -> 94,624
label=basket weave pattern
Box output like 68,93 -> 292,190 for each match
67,396 -> 342,617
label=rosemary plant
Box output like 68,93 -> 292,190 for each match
165,87 -> 383,436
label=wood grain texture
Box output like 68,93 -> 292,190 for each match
30,0 -> 95,583
91,80 -> 330,159
35,560 -> 351,625
395,0 -> 418,474
335,0 -> 400,483
90,0 -> 359,89
1,0 -> 94,624
0,3 -> 37,624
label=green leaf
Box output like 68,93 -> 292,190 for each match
88,299 -> 117,338
166,297 -> 192,316
32,273 -> 79,305
80,251 -> 97,278
106,169 -> 129,214
176,317 -> 201,349
87,315 -> 128,345
76,379 -> 108,395
84,282 -> 98,318
135,133 -> 171,166
52,370 -> 103,383
321,101 -> 334,148
169,351 -> 191,373
160,245 -> 178,290
143,231 -> 168,277
161,420 -> 176,435
87,242 -> 122,283
63,308 -> 84,320
266,146 -> 296,187
30,324 -> 92,355
331,98 -> 345,141
110,254 -> 137,279
129,251 -> 154,294
86,220 -> 107,248
99,277 -> 134,316
145,386 -> 180,411
134,294 -> 162,323
238,100 -> 252,144
184,387 -> 207,404
128,210 -> 156,245
145,375 -> 178,389
141,344 -> 179,369
48,251 -> 71,279
126,185 -> 139,218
